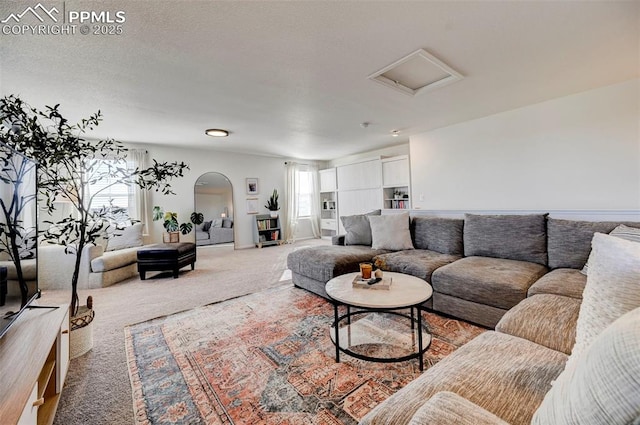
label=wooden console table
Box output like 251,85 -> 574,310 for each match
0,303 -> 70,425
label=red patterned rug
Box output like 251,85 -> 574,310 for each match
125,285 -> 484,424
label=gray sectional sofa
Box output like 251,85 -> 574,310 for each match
288,213 -> 638,327
287,212 -> 640,424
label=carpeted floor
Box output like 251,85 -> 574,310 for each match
39,239 -> 329,425
124,286 -> 484,424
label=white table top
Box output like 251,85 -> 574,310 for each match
325,272 -> 433,309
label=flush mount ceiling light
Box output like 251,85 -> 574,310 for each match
205,129 -> 229,137
391,130 -> 400,137
368,49 -> 463,97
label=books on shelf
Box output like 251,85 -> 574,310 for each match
257,219 -> 272,230
271,230 -> 279,241
389,199 -> 408,209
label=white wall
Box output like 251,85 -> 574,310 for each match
410,79 -> 640,213
327,143 -> 409,168
131,145 -> 286,249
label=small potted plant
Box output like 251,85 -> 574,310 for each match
153,207 -> 203,242
265,189 -> 279,218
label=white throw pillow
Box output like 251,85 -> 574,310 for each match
581,224 -> 640,275
369,212 -> 414,251
106,222 -> 144,251
533,233 -> 640,425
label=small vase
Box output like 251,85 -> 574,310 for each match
270,211 -> 278,218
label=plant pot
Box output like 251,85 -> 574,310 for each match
70,305 -> 95,359
163,231 -> 180,243
270,211 -> 278,218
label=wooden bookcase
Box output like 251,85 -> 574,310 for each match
253,214 -> 283,248
0,304 -> 70,425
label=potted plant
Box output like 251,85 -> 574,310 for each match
265,189 -> 279,218
1,94 -> 189,356
153,207 -> 203,242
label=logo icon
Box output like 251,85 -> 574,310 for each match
2,3 -> 59,24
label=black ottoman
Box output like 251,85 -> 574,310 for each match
137,243 -> 196,280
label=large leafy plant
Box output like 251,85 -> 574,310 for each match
152,207 -> 203,235
0,95 -> 189,314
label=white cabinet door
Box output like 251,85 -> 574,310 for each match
319,168 -> 337,192
337,160 -> 381,191
17,384 -> 38,425
382,157 -> 410,187
56,308 -> 70,394
337,188 -> 382,234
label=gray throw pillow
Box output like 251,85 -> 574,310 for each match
340,210 -> 381,246
222,218 -> 233,228
211,219 -> 223,228
464,213 -> 548,265
202,221 -> 213,232
369,212 -> 414,251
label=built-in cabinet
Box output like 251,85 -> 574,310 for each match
0,304 -> 70,425
321,155 -> 411,235
381,155 -> 411,210
319,168 -> 338,239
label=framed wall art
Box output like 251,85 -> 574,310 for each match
246,178 -> 258,195
246,198 -> 259,214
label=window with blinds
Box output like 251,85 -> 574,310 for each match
87,159 -> 134,216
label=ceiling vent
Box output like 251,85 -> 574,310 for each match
368,49 -> 463,97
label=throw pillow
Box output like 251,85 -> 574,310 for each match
340,210 -> 381,246
202,221 -> 213,232
570,233 -> 640,361
463,214 -> 548,265
105,222 -> 144,251
532,306 -> 640,425
369,212 -> 414,251
222,218 -> 233,228
211,219 -> 223,228
581,224 -> 640,275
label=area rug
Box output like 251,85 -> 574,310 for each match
125,285 -> 485,425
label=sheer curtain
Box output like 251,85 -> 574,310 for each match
127,149 -> 151,234
284,161 -> 321,243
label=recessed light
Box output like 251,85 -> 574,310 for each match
392,130 -> 399,137
205,129 -> 229,137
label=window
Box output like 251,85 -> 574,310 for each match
86,159 -> 136,221
297,170 -> 314,217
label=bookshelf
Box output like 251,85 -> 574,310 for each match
253,214 -> 283,248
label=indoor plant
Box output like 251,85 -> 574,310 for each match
152,207 -> 203,242
1,95 -> 189,355
265,189 -> 279,218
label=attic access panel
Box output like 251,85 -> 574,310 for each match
368,49 -> 463,96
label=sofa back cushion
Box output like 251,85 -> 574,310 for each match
463,214 -> 547,265
546,218 -> 640,269
340,210 -> 381,246
105,222 -> 144,251
412,216 -> 464,255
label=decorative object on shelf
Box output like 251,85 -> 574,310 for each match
70,295 -> 95,359
265,189 -> 279,218
246,198 -> 259,214
246,178 -> 259,195
153,207 -> 202,243
1,94 -> 189,318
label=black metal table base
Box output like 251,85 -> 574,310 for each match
331,304 -> 430,371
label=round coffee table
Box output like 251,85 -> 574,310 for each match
325,271 -> 433,370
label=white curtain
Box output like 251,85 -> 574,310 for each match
284,161 -> 322,243
127,149 -> 151,234
284,162 -> 299,243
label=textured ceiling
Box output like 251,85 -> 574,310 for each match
1,1 -> 638,160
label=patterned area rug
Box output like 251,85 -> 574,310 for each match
125,285 -> 484,424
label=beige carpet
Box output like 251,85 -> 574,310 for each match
39,239 -> 328,425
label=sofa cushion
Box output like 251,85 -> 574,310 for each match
496,294 -> 580,355
202,220 -> 212,232
463,214 -> 547,265
286,245 -> 389,283
527,268 -> 586,299
546,218 -> 640,269
532,307 -> 640,425
369,212 -> 414,250
211,218 -> 223,228
91,246 -> 140,272
340,210 -> 381,246
105,223 -> 144,251
581,223 -> 640,274
570,232 -> 640,364
408,392 -> 509,425
222,218 -> 233,228
359,331 -> 568,425
412,216 -> 464,255
373,250 -> 461,282
431,256 -> 548,310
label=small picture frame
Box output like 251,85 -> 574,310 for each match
246,178 -> 259,195
246,198 -> 259,214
